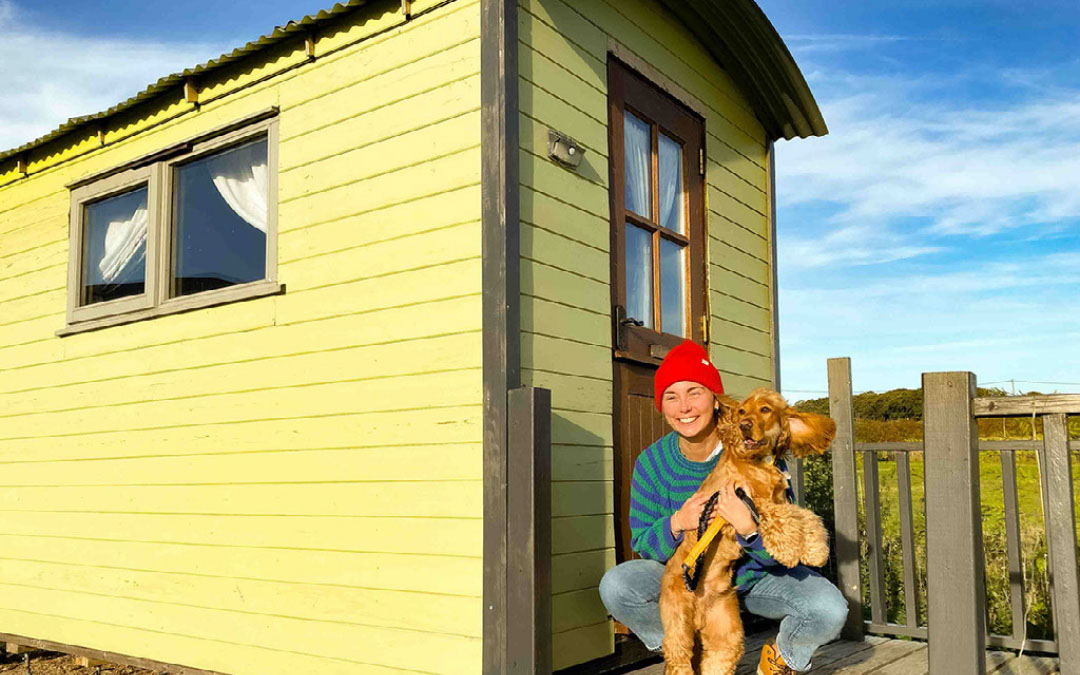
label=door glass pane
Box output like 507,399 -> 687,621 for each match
659,237 -> 686,336
173,137 -> 268,297
658,133 -> 685,234
81,186 -> 148,306
624,111 -> 652,218
625,223 -> 653,329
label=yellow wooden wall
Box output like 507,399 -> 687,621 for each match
0,1 -> 484,673
517,0 -> 776,667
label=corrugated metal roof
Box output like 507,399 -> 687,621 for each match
0,0 -> 369,164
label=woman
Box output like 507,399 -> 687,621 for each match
599,340 -> 847,674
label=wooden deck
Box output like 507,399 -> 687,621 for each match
627,633 -> 1060,674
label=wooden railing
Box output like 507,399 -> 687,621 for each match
825,358 -> 1080,674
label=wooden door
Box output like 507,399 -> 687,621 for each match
607,58 -> 708,563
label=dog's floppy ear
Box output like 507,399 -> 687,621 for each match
714,394 -> 739,424
784,411 -> 837,458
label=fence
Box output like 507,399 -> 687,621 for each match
825,357 -> 1080,674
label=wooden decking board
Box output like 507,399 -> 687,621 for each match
620,634 -> 1061,674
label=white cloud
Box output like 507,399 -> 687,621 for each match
774,69 -> 1080,271
0,1 -> 228,153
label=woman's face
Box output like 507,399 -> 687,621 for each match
660,380 -> 717,440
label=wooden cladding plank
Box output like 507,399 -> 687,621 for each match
0,332 -> 481,418
278,146 -> 481,231
709,316 -> 770,358
523,369 -> 611,415
520,186 -> 609,252
519,150 -> 607,220
0,481 -> 483,519
1,295 -> 481,397
552,515 -> 614,555
0,405 -> 483,463
551,445 -> 612,482
521,332 -> 609,380
520,296 -> 608,348
551,621 -> 612,672
1042,413 -> 1080,672
551,549 -> 614,595
0,605 -> 439,675
552,588 -> 607,634
0,512 -> 482,560
518,5 -> 605,94
521,261 -> 608,318
521,223 -> 609,285
280,42 -> 481,155
279,111 -> 482,203
0,558 -> 480,637
552,481 -> 612,518
828,357 -> 864,641
922,371 -> 985,673
0,585 -> 481,674
0,369 -> 482,439
706,344 -> 771,382
710,292 -> 770,333
0,443 -> 482,486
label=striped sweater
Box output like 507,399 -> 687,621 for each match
629,431 -> 801,591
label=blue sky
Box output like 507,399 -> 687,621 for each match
2,0 -> 1078,401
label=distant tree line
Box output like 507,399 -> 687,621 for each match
793,386 -> 1012,421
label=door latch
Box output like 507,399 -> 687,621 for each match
614,305 -> 643,351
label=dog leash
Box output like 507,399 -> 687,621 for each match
681,487 -> 759,591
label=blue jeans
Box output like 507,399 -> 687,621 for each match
598,560 -> 847,671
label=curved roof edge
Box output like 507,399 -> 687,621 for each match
0,0 -> 370,165
660,0 -> 827,141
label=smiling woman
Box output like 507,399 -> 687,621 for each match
599,340 -> 847,674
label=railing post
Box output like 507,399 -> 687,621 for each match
507,387 -> 552,674
923,372 -> 985,673
828,357 -> 863,640
1042,414 -> 1080,674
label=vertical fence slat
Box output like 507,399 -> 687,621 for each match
896,452 -> 920,629
828,357 -> 864,640
863,450 -> 887,624
1042,414 -> 1080,673
790,457 -> 805,507
1000,450 -> 1027,644
923,371 -> 985,673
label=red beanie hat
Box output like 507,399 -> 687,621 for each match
654,340 -> 724,411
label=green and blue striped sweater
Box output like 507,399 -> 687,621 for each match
630,431 -> 800,591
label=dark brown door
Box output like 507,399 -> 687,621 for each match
607,58 -> 708,563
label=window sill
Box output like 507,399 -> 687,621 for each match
57,280 -> 285,337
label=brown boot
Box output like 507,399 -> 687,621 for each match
757,638 -> 798,675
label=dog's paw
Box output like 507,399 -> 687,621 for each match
800,513 -> 830,567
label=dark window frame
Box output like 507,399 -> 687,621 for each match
608,56 -> 707,362
62,114 -> 280,336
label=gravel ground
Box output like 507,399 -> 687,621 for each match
0,651 -> 155,675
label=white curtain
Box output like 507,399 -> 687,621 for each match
658,134 -> 683,234
624,111 -> 651,217
98,206 -> 148,283
208,141 -> 268,233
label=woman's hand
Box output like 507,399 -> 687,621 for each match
713,480 -> 758,537
670,490 -> 716,536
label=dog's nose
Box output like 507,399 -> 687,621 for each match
739,420 -> 752,432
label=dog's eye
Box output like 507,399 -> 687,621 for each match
737,408 -> 745,415
760,406 -> 771,413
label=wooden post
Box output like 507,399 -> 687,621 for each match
507,387 -> 552,674
828,357 -> 863,640
923,372 -> 985,673
863,450 -> 886,624
1042,414 -> 1080,673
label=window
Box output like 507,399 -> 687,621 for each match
608,58 -> 706,360
65,113 -> 279,333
